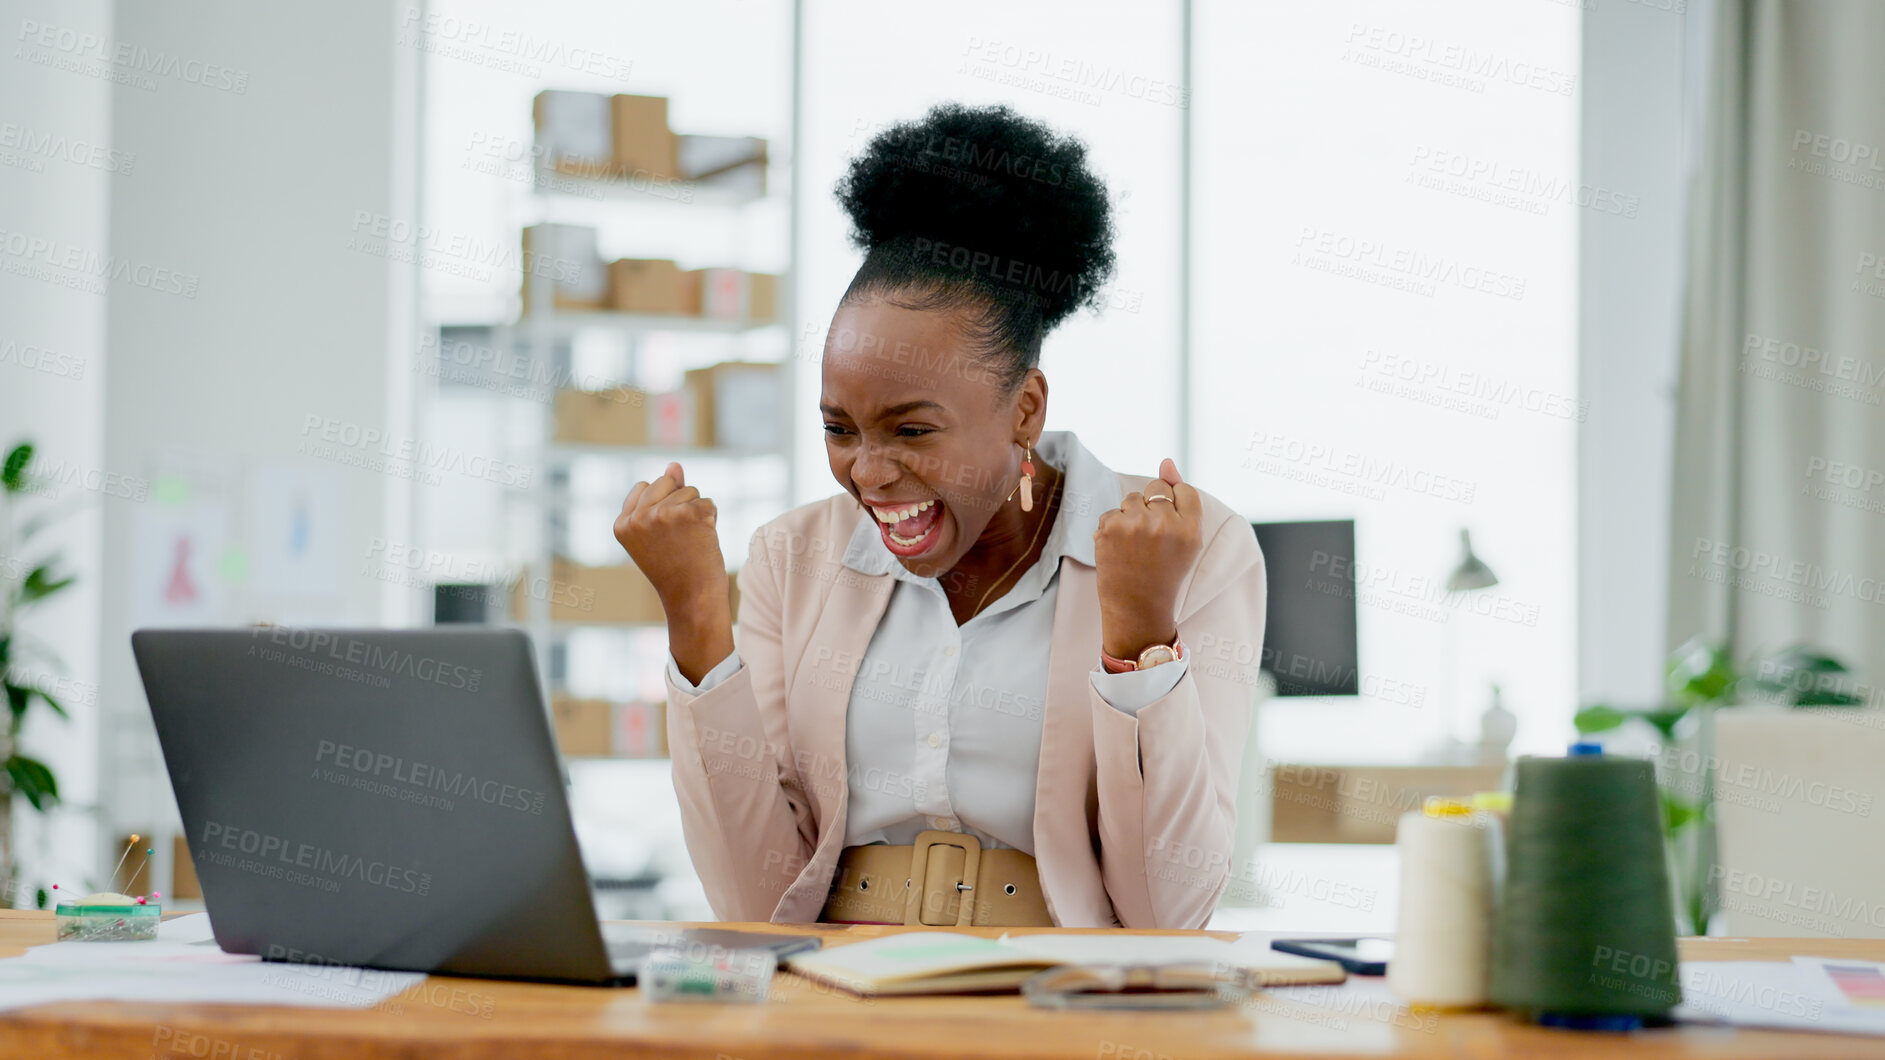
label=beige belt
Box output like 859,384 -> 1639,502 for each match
819,830 -> 1053,927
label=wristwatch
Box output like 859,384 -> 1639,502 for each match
1100,636 -> 1185,674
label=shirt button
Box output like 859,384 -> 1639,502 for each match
926,731 -> 943,748
944,644 -> 958,657
931,816 -> 951,829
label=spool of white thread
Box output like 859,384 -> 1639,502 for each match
1387,803 -> 1494,1008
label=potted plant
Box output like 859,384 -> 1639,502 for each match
1,442 -> 73,907
1574,636 -> 1865,934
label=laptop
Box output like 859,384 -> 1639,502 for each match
131,626 -> 819,984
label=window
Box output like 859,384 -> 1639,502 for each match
795,0 -> 1186,498
1190,0 -> 1581,759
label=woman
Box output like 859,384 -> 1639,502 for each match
614,104 -> 1266,930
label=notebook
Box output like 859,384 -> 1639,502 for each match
782,932 -> 1347,997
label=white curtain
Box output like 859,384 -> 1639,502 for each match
1669,0 -> 1885,676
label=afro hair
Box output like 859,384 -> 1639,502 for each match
833,103 -> 1116,385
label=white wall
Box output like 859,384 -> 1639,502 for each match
1577,0 -> 1689,711
94,0 -> 420,882
0,0 -> 113,904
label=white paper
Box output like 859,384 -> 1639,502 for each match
1677,959 -> 1885,1037
1793,956 -> 1885,1012
998,933 -> 1236,965
130,501 -> 229,628
788,932 -> 1036,981
997,933 -> 1345,981
0,914 -> 424,1011
249,466 -> 342,598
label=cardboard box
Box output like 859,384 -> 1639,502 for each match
536,91 -> 680,181
612,94 -> 678,179
614,700 -> 667,757
609,258 -> 691,315
748,272 -> 779,323
521,224 -> 607,310
171,834 -> 202,900
685,361 -> 785,450
107,832 -> 154,895
110,831 -> 202,900
1267,763 -> 1508,844
549,697 -> 667,758
511,557 -> 739,625
512,557 -> 663,624
551,695 -> 614,757
646,389 -> 697,448
533,90 -> 613,175
553,387 -> 650,446
685,269 -> 780,323
680,268 -> 727,317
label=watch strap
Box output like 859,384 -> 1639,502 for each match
1100,636 -> 1184,674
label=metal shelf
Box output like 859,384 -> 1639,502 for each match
543,443 -> 790,464
461,95 -> 800,706
508,310 -> 782,337
529,164 -> 768,208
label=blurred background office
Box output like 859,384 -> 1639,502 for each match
3,0 -> 1882,934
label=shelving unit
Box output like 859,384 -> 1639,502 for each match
422,89 -> 798,772
505,307 -> 766,339
527,164 -> 769,209
508,157 -> 795,738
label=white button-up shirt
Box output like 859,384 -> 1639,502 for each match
669,431 -> 1187,855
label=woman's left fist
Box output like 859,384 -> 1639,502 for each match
1094,457 -> 1204,660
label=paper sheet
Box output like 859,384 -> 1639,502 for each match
1677,959 -> 1885,1037
1254,958 -> 1885,1042
997,934 -> 1346,983
0,914 -> 424,1011
1795,956 -> 1885,1011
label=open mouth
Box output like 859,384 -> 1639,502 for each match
867,498 -> 945,558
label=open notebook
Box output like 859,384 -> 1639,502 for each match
783,932 -> 1347,997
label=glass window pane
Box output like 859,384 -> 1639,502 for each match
796,0 -> 1185,499
1192,0 -> 1580,759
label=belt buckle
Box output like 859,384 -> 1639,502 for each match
905,830 -> 981,927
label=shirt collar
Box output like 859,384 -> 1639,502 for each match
841,430 -> 1121,581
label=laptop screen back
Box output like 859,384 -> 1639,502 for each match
132,627 -> 615,982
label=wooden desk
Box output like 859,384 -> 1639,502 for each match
1,910 -> 1881,1059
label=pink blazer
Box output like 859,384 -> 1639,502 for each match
664,471 -> 1268,929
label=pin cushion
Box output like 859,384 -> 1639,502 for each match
54,891 -> 161,941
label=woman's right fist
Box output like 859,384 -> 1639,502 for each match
613,462 -> 729,612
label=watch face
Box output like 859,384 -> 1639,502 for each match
1137,645 -> 1177,669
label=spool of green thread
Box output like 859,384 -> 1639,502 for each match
1490,753 -> 1682,1021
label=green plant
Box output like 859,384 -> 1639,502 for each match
1,442 -> 74,906
1574,636 -> 1865,934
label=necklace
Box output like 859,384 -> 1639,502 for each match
968,467 -> 1063,619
